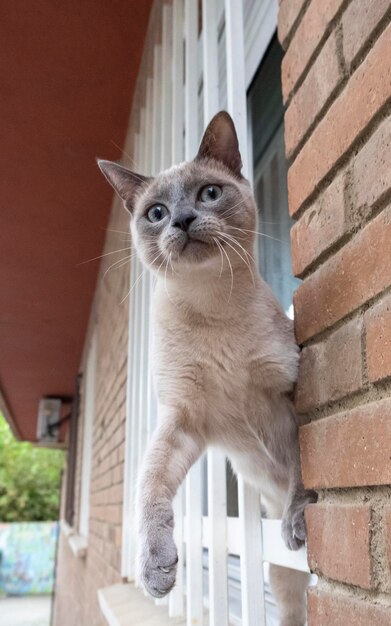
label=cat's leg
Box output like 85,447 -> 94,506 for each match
281,453 -> 317,551
136,419 -> 205,598
263,495 -> 310,626
269,565 -> 310,626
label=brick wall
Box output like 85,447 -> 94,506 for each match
279,0 -> 391,623
53,198 -> 130,626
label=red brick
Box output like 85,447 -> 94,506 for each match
294,204 -> 391,344
285,32 -> 342,157
296,317 -> 362,413
352,116 -> 391,220
278,0 -> 307,48
342,0 -> 391,66
308,589 -> 391,626
290,170 -> 345,277
365,293 -> 391,383
300,398 -> 391,489
288,24 -> 391,217
306,503 -> 372,588
282,0 -> 345,101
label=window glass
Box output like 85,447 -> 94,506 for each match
226,34 -> 299,518
249,35 -> 300,317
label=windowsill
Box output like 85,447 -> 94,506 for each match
60,519 -> 88,558
98,583 -> 187,626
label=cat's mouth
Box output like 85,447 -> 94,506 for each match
174,233 -> 215,262
183,236 -> 209,249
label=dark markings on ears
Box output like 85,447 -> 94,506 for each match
195,111 -> 243,177
97,159 -> 152,214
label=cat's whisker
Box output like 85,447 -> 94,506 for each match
217,232 -> 255,286
102,227 -> 132,236
102,253 -> 135,282
213,237 -> 224,279
168,251 -> 177,276
76,246 -> 132,266
218,194 -> 250,218
155,251 -> 170,277
229,225 -> 287,245
217,238 -> 234,303
119,269 -> 144,305
163,254 -> 176,305
222,231 -> 257,266
110,140 -> 140,171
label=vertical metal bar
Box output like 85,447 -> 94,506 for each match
207,450 -> 228,625
154,8 -> 173,610
169,0 -> 186,617
136,106 -> 148,470
122,129 -> 143,579
184,1 -> 204,624
185,0 -> 200,161
237,479 -> 265,625
224,0 -> 266,624
147,43 -> 163,445
161,3 -> 173,169
139,81 -> 154,467
202,0 -> 229,624
172,0 -> 185,165
185,461 -> 204,624
225,0 -> 249,177
202,0 -> 219,119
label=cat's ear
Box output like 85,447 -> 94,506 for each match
97,160 -> 151,213
196,111 -> 243,177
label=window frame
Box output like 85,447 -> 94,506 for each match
78,332 -> 97,540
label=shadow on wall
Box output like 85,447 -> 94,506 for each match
0,522 -> 58,595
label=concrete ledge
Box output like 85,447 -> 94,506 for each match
98,583 -> 187,626
60,519 -> 88,558
68,533 -> 88,558
60,519 -> 74,537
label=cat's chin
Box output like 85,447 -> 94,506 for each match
176,237 -> 216,263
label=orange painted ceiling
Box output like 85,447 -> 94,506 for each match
0,1 -> 152,441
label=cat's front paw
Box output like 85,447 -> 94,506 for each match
138,532 -> 178,598
282,490 -> 317,551
281,506 -> 306,551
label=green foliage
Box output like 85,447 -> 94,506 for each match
0,412 -> 65,522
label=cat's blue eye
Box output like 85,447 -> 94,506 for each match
200,185 -> 222,203
147,204 -> 168,223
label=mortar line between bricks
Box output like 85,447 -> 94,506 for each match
312,574 -> 391,605
292,149 -> 391,284
314,485 -> 391,594
287,8 -> 391,163
347,7 -> 391,75
283,0 -> 352,107
279,0 -> 311,51
287,56 -> 348,162
298,375 -> 391,423
290,97 -> 391,223
298,278 -> 391,349
317,486 -> 391,504
361,313 -> 369,387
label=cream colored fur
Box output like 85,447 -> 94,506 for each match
98,112 -> 315,626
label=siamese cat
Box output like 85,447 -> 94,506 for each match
99,111 -> 315,626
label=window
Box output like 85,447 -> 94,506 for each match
64,374 -> 82,527
79,333 -> 97,538
249,35 -> 300,318
120,3 -> 309,626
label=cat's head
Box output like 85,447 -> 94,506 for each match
98,111 -> 256,276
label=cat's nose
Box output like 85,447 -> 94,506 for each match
171,212 -> 196,232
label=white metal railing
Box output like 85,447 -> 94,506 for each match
121,1 -> 309,625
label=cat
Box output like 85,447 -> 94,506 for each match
98,111 -> 316,626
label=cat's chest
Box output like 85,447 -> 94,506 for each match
153,317 -> 253,406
